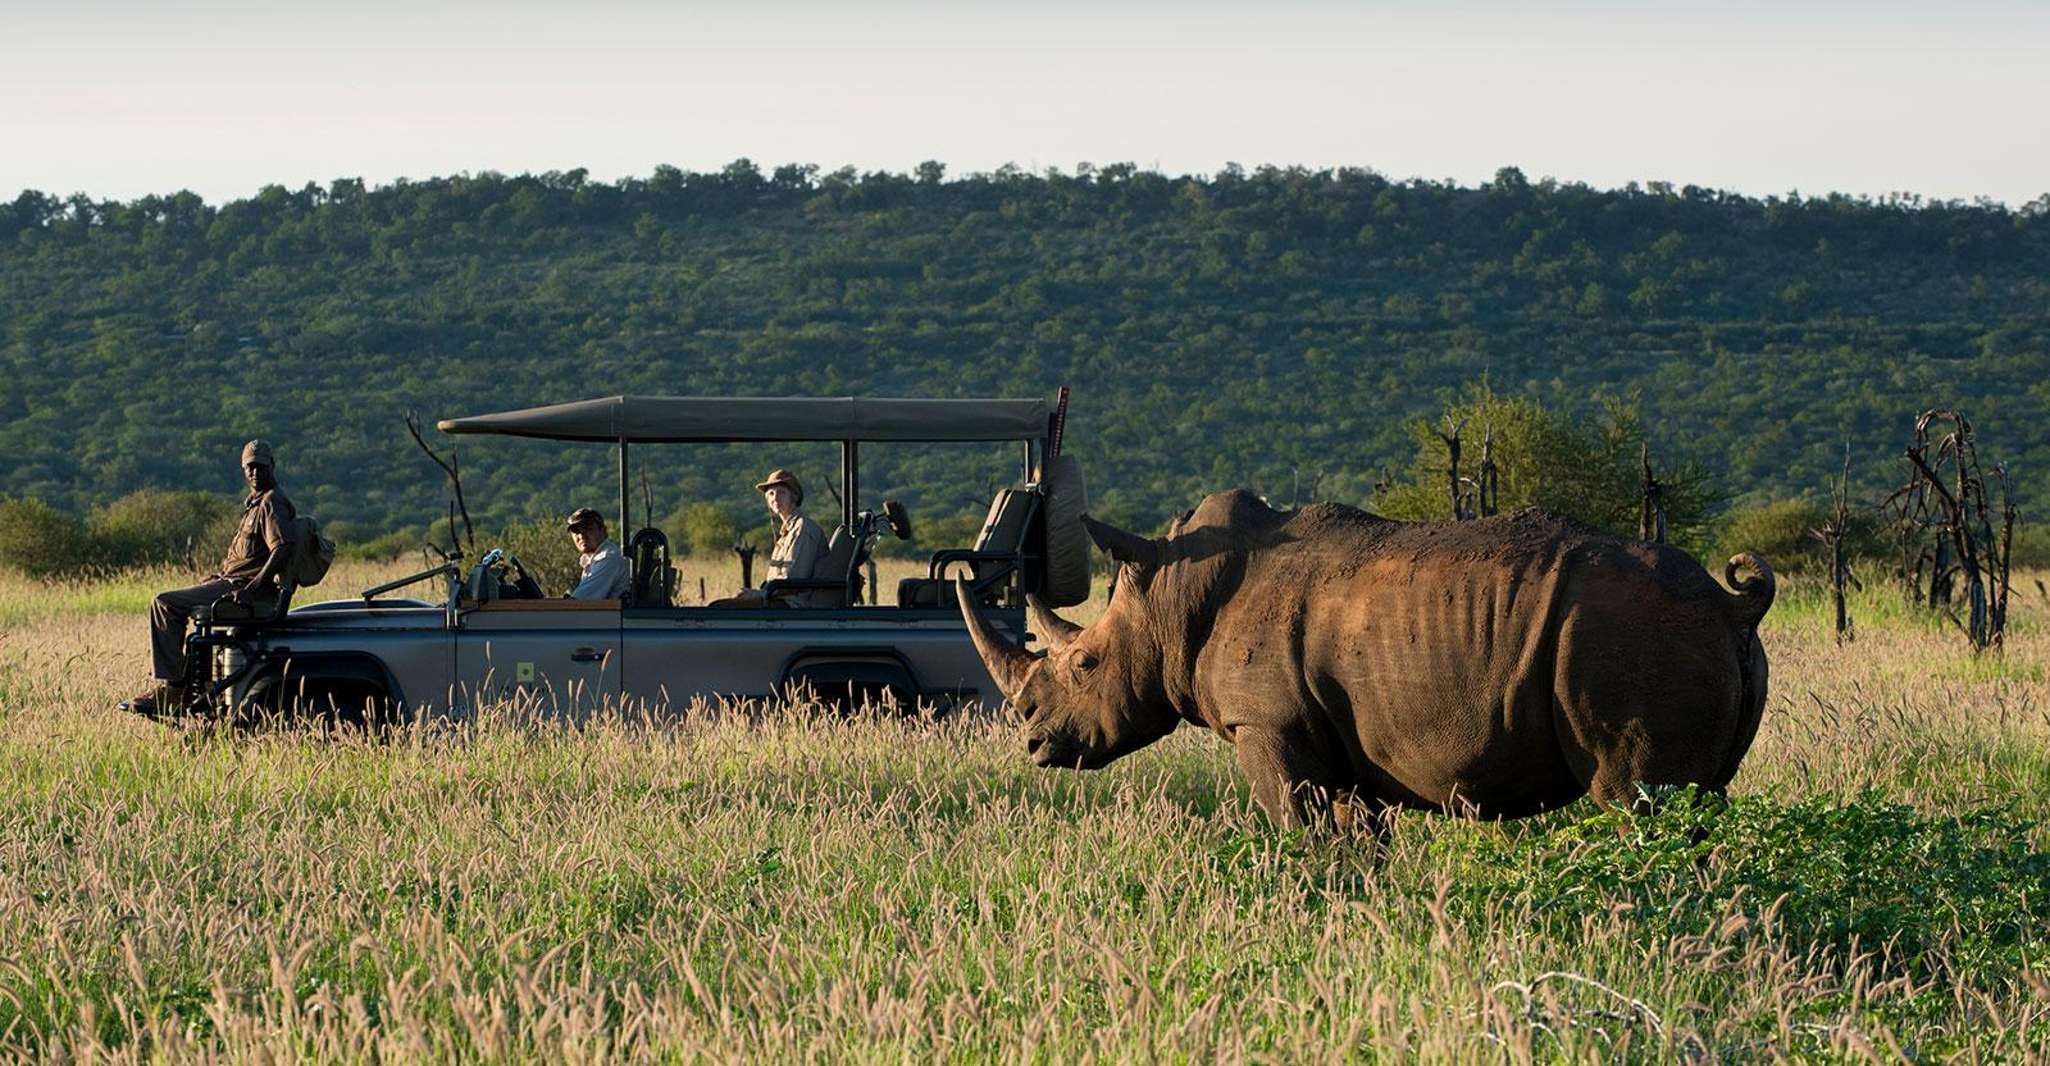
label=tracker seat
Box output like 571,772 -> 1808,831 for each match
194,520 -> 307,626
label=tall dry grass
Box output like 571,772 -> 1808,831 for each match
0,562 -> 2045,1062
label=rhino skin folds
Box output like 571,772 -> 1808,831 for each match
961,490 -> 1775,829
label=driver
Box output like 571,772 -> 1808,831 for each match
566,507 -> 631,600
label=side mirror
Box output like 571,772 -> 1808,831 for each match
882,499 -> 912,540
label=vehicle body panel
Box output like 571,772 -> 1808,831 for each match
621,607 -> 1017,706
207,598 -> 1018,718
208,603 -> 453,715
454,602 -> 623,719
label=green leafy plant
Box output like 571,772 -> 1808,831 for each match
1441,789 -> 2050,985
0,496 -> 89,576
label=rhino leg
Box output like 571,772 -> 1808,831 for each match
1232,726 -> 1366,832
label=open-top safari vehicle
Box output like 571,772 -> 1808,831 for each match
177,392 -> 1091,721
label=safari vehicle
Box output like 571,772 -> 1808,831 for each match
178,393 -> 1091,721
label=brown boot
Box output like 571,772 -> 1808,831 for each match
121,683 -> 185,720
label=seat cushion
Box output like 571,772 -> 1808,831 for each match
897,578 -> 942,608
195,594 -> 281,624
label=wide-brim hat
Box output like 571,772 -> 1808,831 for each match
241,439 -> 275,468
754,469 -> 803,501
566,507 -> 604,529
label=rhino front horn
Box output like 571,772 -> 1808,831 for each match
1027,594 -> 1084,652
1082,515 -> 1163,569
957,579 -> 1035,700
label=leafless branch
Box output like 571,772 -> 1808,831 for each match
405,410 -> 473,554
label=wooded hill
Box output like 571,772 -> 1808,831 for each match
3,162 -> 2045,548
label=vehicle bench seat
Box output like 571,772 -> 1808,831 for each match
897,487 -> 1037,607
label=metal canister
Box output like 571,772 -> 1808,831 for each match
213,642 -> 248,682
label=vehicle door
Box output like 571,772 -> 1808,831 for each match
622,606 -> 795,709
453,600 -> 623,719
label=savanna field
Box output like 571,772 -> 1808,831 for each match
2,557 -> 2048,1063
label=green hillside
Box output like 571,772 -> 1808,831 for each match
3,162 -> 2045,545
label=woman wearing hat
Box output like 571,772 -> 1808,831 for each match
727,468 -> 826,606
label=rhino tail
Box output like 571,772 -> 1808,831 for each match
1723,552 -> 1776,626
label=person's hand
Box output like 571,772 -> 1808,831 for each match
226,583 -> 250,606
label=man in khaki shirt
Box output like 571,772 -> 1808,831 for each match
126,439 -> 295,717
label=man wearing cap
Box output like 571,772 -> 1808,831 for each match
126,440 -> 296,717
566,507 -> 632,600
723,469 -> 827,606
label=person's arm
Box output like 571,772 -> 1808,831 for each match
234,498 -> 293,600
570,548 -> 628,599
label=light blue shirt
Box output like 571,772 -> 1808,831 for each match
571,539 -> 632,600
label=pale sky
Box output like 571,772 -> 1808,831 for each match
4,0 -> 2047,206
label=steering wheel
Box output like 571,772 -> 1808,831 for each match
503,555 -> 544,599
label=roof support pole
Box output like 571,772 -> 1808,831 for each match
618,438 -> 630,535
841,440 -> 859,532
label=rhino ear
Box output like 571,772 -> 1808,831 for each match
1083,515 -> 1163,570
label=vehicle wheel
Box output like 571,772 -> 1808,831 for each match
783,659 -> 918,716
1040,453 -> 1091,607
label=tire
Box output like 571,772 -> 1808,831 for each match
1040,453 -> 1092,607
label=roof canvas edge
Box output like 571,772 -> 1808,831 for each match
437,395 -> 1051,443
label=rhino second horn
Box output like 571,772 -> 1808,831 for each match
1027,594 -> 1084,652
1082,515 -> 1163,569
956,579 -> 1035,700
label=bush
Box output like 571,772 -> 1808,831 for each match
1374,382 -> 1721,555
663,502 -> 741,558
0,497 -> 91,576
346,528 -> 426,561
87,489 -> 233,567
492,517 -> 582,595
1717,498 -> 1828,573
2007,522 -> 2050,570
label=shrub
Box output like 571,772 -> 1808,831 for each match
663,502 -> 741,558
2007,522 -> 2050,570
1717,498 -> 1828,573
491,517 -> 582,595
87,489 -> 233,567
346,528 -> 425,561
1374,382 -> 1721,555
0,497 -> 90,576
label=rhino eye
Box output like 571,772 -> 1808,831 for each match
1071,651 -> 1099,673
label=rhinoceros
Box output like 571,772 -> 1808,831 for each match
958,490 -> 1774,826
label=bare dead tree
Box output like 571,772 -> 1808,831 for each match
1435,416 -> 1469,520
1637,442 -> 1667,544
1474,425 -> 1499,518
1991,461 -> 2017,644
1809,442 -> 1856,645
1285,466 -> 1324,509
405,410 -> 473,555
732,539 -> 759,589
1879,409 -> 2017,652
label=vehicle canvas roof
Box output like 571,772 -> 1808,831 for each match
437,395 -> 1051,444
